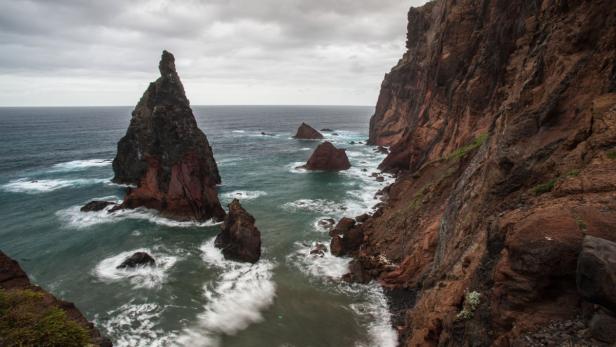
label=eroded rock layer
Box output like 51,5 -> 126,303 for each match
356,0 -> 616,345
112,50 -> 224,221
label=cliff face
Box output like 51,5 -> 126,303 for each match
359,0 -> 616,345
0,251 -> 111,346
112,50 -> 225,221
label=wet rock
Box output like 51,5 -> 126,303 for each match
355,214 -> 370,223
321,128 -> 333,132
577,236 -> 616,312
330,225 -> 363,257
317,218 -> 335,230
376,176 -> 385,182
117,252 -> 155,269
329,217 -> 356,237
375,146 -> 388,154
331,132 -> 339,136
261,132 -> 275,136
310,243 -> 328,257
294,123 -> 323,139
349,141 -> 356,145
304,141 -> 351,171
215,199 -> 261,263
80,201 -> 116,212
112,50 -> 224,222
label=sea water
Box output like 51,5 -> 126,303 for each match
0,106 -> 397,347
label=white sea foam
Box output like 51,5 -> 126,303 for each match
222,190 -> 267,201
56,203 -> 221,229
299,147 -> 311,151
351,284 -> 398,347
286,161 -> 307,174
1,177 -> 108,194
93,248 -> 178,289
287,241 -> 350,280
97,302 -> 178,347
231,130 -> 246,133
282,199 -> 347,215
50,159 -> 112,172
176,239 -> 276,345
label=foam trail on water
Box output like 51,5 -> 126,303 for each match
97,301 -> 177,347
93,248 -> 178,289
351,284 -> 398,347
282,199 -> 347,215
56,202 -> 221,229
222,190 -> 267,201
176,239 -> 276,346
1,178 -> 108,194
287,241 -> 350,280
50,159 -> 112,172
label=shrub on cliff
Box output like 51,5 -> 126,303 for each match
0,289 -> 91,346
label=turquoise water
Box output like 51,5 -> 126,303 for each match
0,106 -> 396,347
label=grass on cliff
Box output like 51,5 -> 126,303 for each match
447,133 -> 488,161
0,289 -> 91,347
607,150 -> 616,160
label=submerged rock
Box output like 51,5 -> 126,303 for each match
317,218 -> 336,230
321,128 -> 333,132
310,243 -> 328,257
112,50 -> 224,222
304,141 -> 351,171
294,123 -> 324,139
80,200 -> 116,212
215,199 -> 261,263
117,252 -> 155,269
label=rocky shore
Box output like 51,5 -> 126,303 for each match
0,251 -> 111,346
340,0 -> 616,345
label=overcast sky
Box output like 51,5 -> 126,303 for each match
0,0 -> 428,106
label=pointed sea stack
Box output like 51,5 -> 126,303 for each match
294,122 -> 324,139
215,199 -> 261,263
304,141 -> 351,171
112,50 -> 225,221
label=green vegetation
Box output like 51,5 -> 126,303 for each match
565,169 -> 580,177
532,179 -> 557,195
607,150 -> 616,160
0,289 -> 91,347
575,216 -> 588,232
456,291 -> 481,321
447,133 -> 488,161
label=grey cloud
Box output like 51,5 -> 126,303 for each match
0,0 -> 429,106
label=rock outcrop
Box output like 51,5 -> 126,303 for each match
80,201 -> 116,212
0,251 -> 111,346
112,50 -> 224,222
293,123 -> 324,139
346,0 -> 616,345
304,141 -> 351,171
117,252 -> 155,269
215,199 -> 261,263
577,236 -> 616,312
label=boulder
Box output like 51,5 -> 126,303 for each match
589,309 -> 616,343
356,213 -> 370,223
577,236 -> 616,312
310,243 -> 328,257
317,218 -> 335,230
80,201 -> 116,212
294,123 -> 323,139
215,199 -> 261,263
329,217 -> 356,237
112,50 -> 225,222
117,252 -> 155,269
304,141 -> 351,171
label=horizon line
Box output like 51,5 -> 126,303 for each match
0,104 -> 376,108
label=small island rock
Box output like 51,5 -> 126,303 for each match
304,141 -> 351,171
215,199 -> 261,263
294,123 -> 324,139
117,252 -> 156,269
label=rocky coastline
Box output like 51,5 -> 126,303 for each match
339,0 -> 616,345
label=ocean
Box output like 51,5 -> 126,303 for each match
0,105 -> 396,347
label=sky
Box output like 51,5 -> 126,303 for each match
0,0 -> 429,106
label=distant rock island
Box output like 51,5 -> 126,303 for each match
304,141 -> 350,171
111,50 -> 225,222
293,122 -> 323,139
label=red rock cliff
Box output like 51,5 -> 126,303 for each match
357,0 -> 616,345
112,50 -> 225,222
